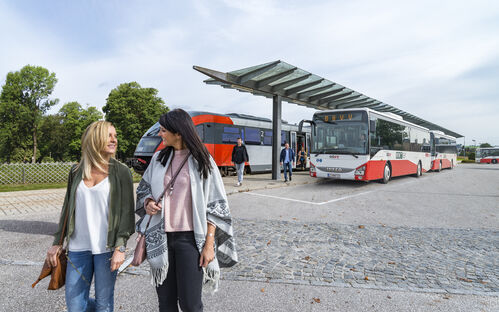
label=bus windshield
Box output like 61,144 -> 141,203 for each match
312,119 -> 368,155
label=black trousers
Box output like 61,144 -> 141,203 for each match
156,231 -> 203,312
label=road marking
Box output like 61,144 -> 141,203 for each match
245,192 -> 320,205
245,190 -> 374,205
244,178 -> 420,205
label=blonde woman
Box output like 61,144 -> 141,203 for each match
45,121 -> 135,312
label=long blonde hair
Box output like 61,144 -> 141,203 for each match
77,121 -> 115,180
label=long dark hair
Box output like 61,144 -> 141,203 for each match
157,109 -> 212,179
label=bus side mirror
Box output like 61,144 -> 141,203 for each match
369,120 -> 376,133
299,120 -> 316,136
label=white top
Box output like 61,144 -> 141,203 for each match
68,177 -> 110,254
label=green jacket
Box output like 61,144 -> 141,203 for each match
53,158 -> 135,249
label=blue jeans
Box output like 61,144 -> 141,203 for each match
235,163 -> 245,183
283,162 -> 292,180
65,251 -> 117,312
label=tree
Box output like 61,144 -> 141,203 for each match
39,102 -> 103,161
103,82 -> 168,159
58,102 -> 102,160
0,65 -> 57,163
480,143 -> 492,148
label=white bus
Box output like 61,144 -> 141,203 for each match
429,130 -> 457,171
476,147 -> 499,164
305,108 -> 431,183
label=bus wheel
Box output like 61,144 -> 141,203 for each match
437,161 -> 442,172
492,159 -> 497,164
414,161 -> 422,177
382,162 -> 391,184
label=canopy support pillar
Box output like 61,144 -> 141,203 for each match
272,95 -> 282,180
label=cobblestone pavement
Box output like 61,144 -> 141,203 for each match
124,218 -> 499,297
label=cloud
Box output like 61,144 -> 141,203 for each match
1,0 -> 499,145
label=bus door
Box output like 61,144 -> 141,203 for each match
306,132 -> 311,168
296,133 -> 306,169
290,131 -> 297,167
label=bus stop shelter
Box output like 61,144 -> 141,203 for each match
193,60 -> 462,180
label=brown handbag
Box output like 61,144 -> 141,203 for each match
132,153 -> 190,266
32,208 -> 69,290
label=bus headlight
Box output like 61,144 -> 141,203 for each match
355,164 -> 366,177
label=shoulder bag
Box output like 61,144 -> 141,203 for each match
132,153 -> 190,266
32,207 -> 69,290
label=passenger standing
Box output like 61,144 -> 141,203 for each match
298,146 -> 307,170
136,109 -> 237,312
231,137 -> 249,186
280,142 -> 295,182
45,121 -> 135,312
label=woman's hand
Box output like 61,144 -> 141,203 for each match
46,245 -> 62,267
145,199 -> 162,215
110,249 -> 125,272
199,243 -> 215,268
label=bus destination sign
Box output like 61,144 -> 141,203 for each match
317,112 -> 364,122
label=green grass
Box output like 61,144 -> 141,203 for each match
460,159 -> 476,163
0,183 -> 67,192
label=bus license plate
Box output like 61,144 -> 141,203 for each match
328,173 -> 340,178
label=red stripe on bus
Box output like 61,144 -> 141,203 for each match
441,158 -> 451,169
363,160 -> 386,181
390,160 -> 418,177
480,158 -> 495,163
191,115 -> 233,125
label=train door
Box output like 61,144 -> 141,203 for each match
290,131 -> 297,168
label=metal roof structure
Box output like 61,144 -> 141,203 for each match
193,60 -> 462,138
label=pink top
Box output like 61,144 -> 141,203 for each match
163,149 -> 193,232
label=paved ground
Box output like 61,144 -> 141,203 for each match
0,163 -> 498,311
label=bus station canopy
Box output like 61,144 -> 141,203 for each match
193,60 -> 462,138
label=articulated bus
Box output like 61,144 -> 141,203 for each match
306,108 -> 431,183
429,130 -> 457,171
476,147 -> 499,164
132,111 -> 311,175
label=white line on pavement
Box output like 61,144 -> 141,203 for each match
243,178 -> 420,205
245,190 -> 374,205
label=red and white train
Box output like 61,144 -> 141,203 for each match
132,111 -> 311,175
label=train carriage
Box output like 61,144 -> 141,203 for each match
132,111 -> 311,175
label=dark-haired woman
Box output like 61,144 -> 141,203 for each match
135,109 -> 238,312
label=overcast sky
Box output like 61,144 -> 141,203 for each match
1,0 -> 498,145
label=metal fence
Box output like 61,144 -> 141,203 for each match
0,162 -> 142,185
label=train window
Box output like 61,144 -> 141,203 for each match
222,133 -> 240,143
222,126 -> 241,143
282,131 -> 288,146
224,127 -> 239,134
245,127 -> 261,144
261,130 -> 289,146
195,125 -> 204,141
